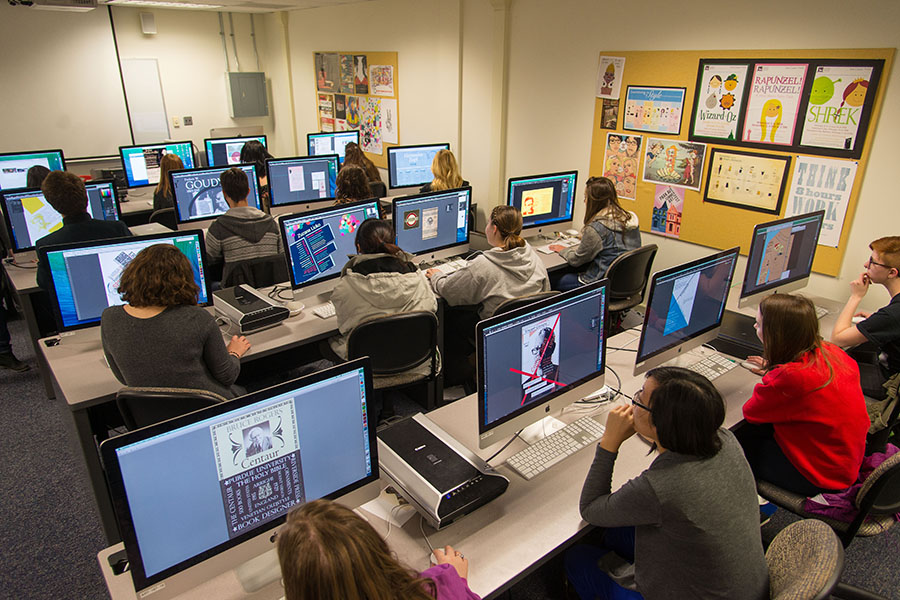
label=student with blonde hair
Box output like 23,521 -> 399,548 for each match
152,153 -> 184,211
420,149 -> 468,193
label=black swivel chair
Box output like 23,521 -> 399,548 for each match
148,207 -> 177,230
116,386 -> 227,431
605,244 -> 658,333
492,291 -> 560,317
368,180 -> 387,199
222,254 -> 290,288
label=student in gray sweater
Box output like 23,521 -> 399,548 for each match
568,367 -> 768,600
101,244 -> 251,399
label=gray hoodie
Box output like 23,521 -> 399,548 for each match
206,205 -> 283,264
430,243 -> 550,318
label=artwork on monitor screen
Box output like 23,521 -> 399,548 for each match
392,188 -> 470,257
170,165 -> 260,224
307,131 -> 359,164
387,143 -> 450,189
520,315 -> 561,403
268,156 -> 339,206
205,135 -> 267,167
507,171 -> 578,230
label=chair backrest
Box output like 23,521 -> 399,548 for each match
766,519 -> 844,600
492,291 -> 560,318
368,180 -> 387,199
606,243 -> 658,302
116,386 -> 227,431
222,254 -> 290,288
148,207 -> 177,230
347,311 -> 438,376
855,449 -> 900,517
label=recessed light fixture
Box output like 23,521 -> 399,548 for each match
106,0 -> 225,8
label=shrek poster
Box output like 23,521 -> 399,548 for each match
800,66 -> 874,151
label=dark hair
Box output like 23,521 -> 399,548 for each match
41,170 -> 87,216
335,164 -> 371,202
154,153 -> 184,199
644,366 -> 725,458
343,142 -> 382,183
239,140 -> 272,174
117,244 -> 199,308
759,294 -> 837,389
355,218 -> 401,255
489,205 -> 525,251
220,167 -> 250,204
26,165 -> 50,188
583,176 -> 629,227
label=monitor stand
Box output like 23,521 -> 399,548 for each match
235,548 -> 280,593
519,415 -> 566,445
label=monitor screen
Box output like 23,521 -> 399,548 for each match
307,131 -> 360,165
267,155 -> 339,207
1,183 -> 121,252
386,143 -> 450,189
740,210 -> 825,302
392,187 -> 470,256
204,135 -> 267,167
280,200 -> 381,290
0,149 -> 65,190
634,247 -> 740,374
169,164 -> 261,225
507,171 -> 578,229
39,231 -> 211,332
100,359 -> 379,596
476,280 -> 607,448
119,142 -> 195,188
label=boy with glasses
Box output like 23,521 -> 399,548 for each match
831,236 -> 900,398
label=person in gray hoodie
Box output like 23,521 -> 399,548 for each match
550,176 -> 641,291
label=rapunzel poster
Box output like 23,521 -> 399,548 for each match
742,63 -> 807,146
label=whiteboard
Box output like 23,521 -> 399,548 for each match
121,59 -> 171,145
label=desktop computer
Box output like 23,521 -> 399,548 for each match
0,149 -> 65,191
169,164 -> 261,230
118,141 -> 195,188
507,171 -> 578,237
267,155 -> 339,216
307,131 -> 359,165
392,187 -> 471,266
386,143 -> 450,189
204,135 -> 267,167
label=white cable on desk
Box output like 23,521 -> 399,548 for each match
419,515 -> 434,554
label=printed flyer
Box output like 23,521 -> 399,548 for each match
624,86 -> 685,135
642,138 -> 706,192
380,98 -> 398,144
601,132 -> 642,200
704,149 -> 789,214
369,65 -> 394,96
317,93 -> 334,132
596,56 -> 626,99
742,63 -> 807,146
785,156 -> 857,247
692,63 -> 749,140
800,66 -> 874,151
651,186 -> 683,238
360,97 -> 382,154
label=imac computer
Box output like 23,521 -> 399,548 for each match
204,135 -> 267,167
0,149 -> 66,191
38,230 -> 211,332
386,143 -> 450,189
392,187 -> 471,264
476,280 -> 608,449
267,155 -> 339,216
739,210 -> 826,308
507,170 -> 578,237
1,180 -> 122,254
99,358 -> 380,600
307,131 -> 359,165
279,199 -> 381,301
118,141 -> 195,188
634,247 -> 740,375
169,164 -> 261,231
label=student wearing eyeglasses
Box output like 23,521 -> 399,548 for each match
831,236 -> 900,399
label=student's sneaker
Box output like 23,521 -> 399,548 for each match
0,351 -> 29,372
759,501 -> 777,526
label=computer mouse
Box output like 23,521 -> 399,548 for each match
852,315 -> 865,325
740,360 -> 760,372
566,229 -> 580,237
285,300 -> 304,317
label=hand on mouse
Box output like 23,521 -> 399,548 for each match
744,355 -> 767,376
548,244 -> 565,253
433,545 -> 468,579
227,335 -> 251,358
425,269 -> 439,279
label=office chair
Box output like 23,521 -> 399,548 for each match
116,386 -> 227,431
222,254 -> 290,288
347,311 -> 441,417
605,243 -> 658,333
766,519 -> 843,600
865,372 -> 900,454
368,180 -> 387,199
148,207 -> 177,230
492,291 -> 560,317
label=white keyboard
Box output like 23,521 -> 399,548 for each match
686,353 -> 737,381
815,305 -> 829,319
506,415 -> 606,480
421,257 -> 466,275
312,301 -> 336,319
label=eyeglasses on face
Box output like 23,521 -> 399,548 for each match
631,388 -> 652,412
866,255 -> 894,270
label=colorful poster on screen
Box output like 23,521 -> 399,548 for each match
369,65 -> 394,96
354,55 -> 369,94
742,63 -> 807,146
317,93 -> 334,132
380,98 -> 398,144
785,156 -> 857,247
651,185 -> 683,238
520,314 -> 561,403
601,132 -> 642,200
799,66 -> 874,152
642,138 -> 706,191
704,148 -> 790,214
361,97 -> 383,154
315,53 -> 339,93
692,63 -> 749,140
339,54 -> 355,93
623,86 -> 685,135
596,56 -> 626,99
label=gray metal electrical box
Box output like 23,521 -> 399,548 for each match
226,72 -> 269,118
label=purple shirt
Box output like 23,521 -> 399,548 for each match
420,563 -> 481,600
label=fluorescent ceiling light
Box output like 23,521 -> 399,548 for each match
106,0 -> 225,8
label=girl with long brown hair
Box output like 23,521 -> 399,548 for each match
152,153 -> 184,211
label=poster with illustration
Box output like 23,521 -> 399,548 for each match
704,148 -> 790,214
623,86 -> 686,135
601,132 -> 643,200
315,53 -> 339,93
742,63 -> 807,146
642,138 -> 706,191
339,54 -> 355,93
360,97 -> 382,154
600,99 -> 619,129
380,98 -> 398,144
317,93 -> 334,132
651,186 -> 683,238
596,56 -> 626,99
520,314 -> 561,403
785,156 -> 857,247
369,65 -> 394,96
691,62 -> 749,140
346,95 -> 361,129
799,66 -> 874,151
333,94 -> 348,131
354,55 -> 369,94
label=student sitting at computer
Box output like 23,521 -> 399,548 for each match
101,244 -> 250,399
335,164 -> 373,205
739,294 -> 869,496
549,176 -> 640,292
830,236 -> 900,400
152,153 -> 184,212
205,167 -> 284,284
343,141 -> 383,185
26,164 -> 50,188
420,149 -> 468,193
569,367 -> 768,600
278,499 -> 480,600
240,140 -> 274,211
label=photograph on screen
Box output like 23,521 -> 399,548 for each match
741,210 -> 824,299
170,165 -> 260,223
268,156 -> 338,206
205,136 -> 267,167
393,188 -> 470,256
520,314 -> 562,403
0,150 -> 65,190
507,171 -> 578,228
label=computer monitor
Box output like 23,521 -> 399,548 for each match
118,141 -> 195,188
1,181 -> 122,253
38,230 -> 211,332
506,170 -> 578,235
279,200 -> 381,299
307,131 -> 360,165
0,149 -> 65,190
169,164 -> 261,230
99,358 -> 379,600
204,135 -> 267,167
476,280 -> 608,449
392,187 -> 471,263
739,210 -> 825,308
267,155 -> 339,216
634,247 -> 740,376
386,143 -> 450,189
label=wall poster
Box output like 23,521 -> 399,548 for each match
651,185 -> 684,238
800,65 -> 874,152
601,132 -> 643,200
785,156 -> 858,247
704,148 -> 791,214
742,63 -> 807,146
317,93 -> 334,132
642,138 -> 706,191
596,56 -> 626,99
600,99 -> 619,130
690,62 -> 750,141
623,86 -> 686,135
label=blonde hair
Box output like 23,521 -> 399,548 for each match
154,153 -> 184,199
759,99 -> 783,143
489,205 -> 525,251
429,149 -> 463,191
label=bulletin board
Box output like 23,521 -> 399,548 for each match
589,49 -> 893,277
312,51 -> 400,169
